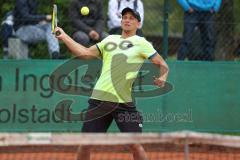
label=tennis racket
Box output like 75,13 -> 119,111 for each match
51,4 -> 61,36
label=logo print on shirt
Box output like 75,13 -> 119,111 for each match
104,41 -> 134,51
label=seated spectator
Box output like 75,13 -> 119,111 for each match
14,0 -> 60,59
177,0 -> 222,61
107,0 -> 144,36
0,11 -> 14,59
68,0 -> 107,47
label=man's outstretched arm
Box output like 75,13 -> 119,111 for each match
150,53 -> 169,87
55,27 -> 101,59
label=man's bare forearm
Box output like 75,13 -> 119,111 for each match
152,54 -> 169,80
54,27 -> 100,59
151,53 -> 169,87
159,62 -> 169,80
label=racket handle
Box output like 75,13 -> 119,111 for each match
55,30 -> 61,36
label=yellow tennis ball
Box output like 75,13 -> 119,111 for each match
81,6 -> 89,16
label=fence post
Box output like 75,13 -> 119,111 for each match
162,0 -> 169,59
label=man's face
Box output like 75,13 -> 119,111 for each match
121,12 -> 140,32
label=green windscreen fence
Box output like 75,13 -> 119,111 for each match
0,59 -> 240,133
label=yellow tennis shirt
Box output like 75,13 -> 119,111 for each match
91,35 -> 157,103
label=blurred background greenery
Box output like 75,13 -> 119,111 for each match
0,0 -> 240,59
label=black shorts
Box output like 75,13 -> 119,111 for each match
81,99 -> 143,133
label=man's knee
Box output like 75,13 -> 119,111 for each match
129,144 -> 148,160
16,27 -> 34,43
129,144 -> 145,152
73,31 -> 90,45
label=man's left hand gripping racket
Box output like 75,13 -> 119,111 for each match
52,4 -> 61,36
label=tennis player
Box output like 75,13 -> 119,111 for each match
55,7 -> 169,160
